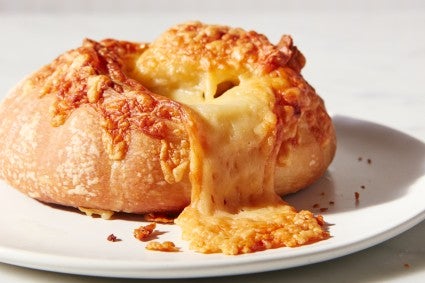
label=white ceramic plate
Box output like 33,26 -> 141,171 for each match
0,116 -> 424,279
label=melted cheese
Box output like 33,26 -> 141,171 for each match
186,78 -> 279,213
173,76 -> 327,254
135,70 -> 327,254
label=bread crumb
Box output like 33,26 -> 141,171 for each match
355,192 -> 360,206
134,223 -> 156,241
403,263 -> 410,269
146,241 -> 179,252
320,207 -> 328,212
357,156 -> 372,165
106,233 -> 120,242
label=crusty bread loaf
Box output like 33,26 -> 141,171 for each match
0,22 -> 336,214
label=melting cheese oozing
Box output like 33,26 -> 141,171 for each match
188,78 -> 280,214
142,70 -> 327,254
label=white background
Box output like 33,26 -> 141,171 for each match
0,0 -> 424,282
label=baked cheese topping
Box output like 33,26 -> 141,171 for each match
134,22 -> 328,254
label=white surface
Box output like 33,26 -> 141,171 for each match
1,115 -> 424,278
0,0 -> 425,282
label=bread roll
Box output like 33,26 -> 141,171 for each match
0,22 -> 336,215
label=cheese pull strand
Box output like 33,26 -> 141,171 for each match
175,79 -> 328,254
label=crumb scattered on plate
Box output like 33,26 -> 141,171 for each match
146,241 -> 179,252
134,223 -> 156,241
107,234 -> 120,242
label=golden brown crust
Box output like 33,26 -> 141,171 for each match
0,39 -> 193,213
0,21 -> 336,214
